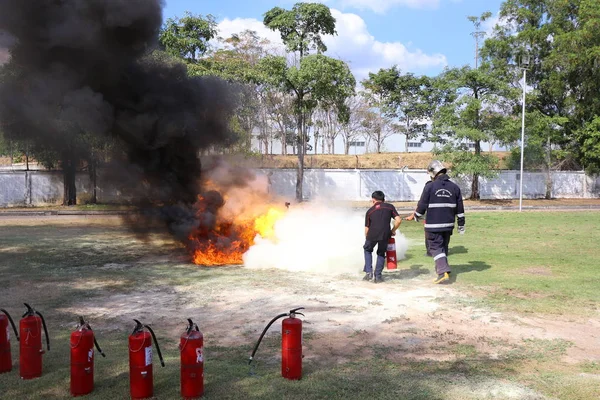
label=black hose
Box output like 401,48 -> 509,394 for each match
248,312 -> 288,365
35,310 -> 50,352
0,309 -> 19,341
22,303 -> 34,318
87,323 -> 106,358
144,325 -> 165,367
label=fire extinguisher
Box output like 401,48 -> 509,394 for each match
180,318 -> 204,399
0,308 -> 19,374
129,319 -> 165,399
70,316 -> 106,397
248,307 -> 305,380
19,303 -> 50,380
387,237 -> 397,270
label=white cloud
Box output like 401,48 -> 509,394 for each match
215,9 -> 447,81
216,17 -> 285,52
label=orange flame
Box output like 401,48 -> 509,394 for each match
189,203 -> 284,266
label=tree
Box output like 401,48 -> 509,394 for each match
481,0 -> 600,192
341,96 -> 369,155
431,64 -> 517,199
159,12 -> 217,62
263,2 -> 353,201
361,77 -> 400,154
363,67 -> 434,152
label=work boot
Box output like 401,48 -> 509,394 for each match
374,276 -> 384,284
433,272 -> 450,284
363,273 -> 373,281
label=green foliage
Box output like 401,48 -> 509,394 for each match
263,3 -> 336,56
577,116 -> 600,174
431,64 -> 516,194
159,12 -> 217,62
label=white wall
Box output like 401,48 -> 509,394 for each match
1,170 -> 598,206
264,169 -> 600,202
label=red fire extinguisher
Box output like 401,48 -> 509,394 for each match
248,307 -> 305,380
180,318 -> 204,399
386,237 -> 397,270
70,317 -> 106,397
19,303 -> 50,380
0,308 -> 19,374
129,319 -> 165,399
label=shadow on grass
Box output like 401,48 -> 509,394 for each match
449,261 -> 492,283
449,245 -> 468,255
384,264 -> 430,281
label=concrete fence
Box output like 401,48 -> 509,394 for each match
1,169 -> 599,207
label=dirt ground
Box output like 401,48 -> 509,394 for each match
2,214 -> 599,399
2,215 -> 598,366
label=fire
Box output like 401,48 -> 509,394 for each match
189,203 -> 285,266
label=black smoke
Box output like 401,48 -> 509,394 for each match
0,1 -> 240,248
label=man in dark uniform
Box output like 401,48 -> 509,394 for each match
363,191 -> 402,283
409,161 -> 465,284
406,178 -> 433,256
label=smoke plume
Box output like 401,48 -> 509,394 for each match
0,0 -> 238,244
243,203 -> 409,275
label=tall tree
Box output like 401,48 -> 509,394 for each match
159,12 -> 217,63
263,2 -> 346,201
340,96 -> 369,155
431,64 -> 517,199
363,67 -> 434,152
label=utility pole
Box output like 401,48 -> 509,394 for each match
468,12 -> 492,69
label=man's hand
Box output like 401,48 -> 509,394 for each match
391,230 -> 396,236
458,226 -> 465,235
404,214 -> 415,221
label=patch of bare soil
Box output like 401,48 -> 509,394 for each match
59,263 -> 600,367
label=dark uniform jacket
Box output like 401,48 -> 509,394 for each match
365,202 -> 399,241
415,174 -> 465,232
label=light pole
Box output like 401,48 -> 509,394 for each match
519,53 -> 530,212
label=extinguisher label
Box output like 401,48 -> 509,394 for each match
6,326 -> 9,342
196,347 -> 203,363
144,346 -> 152,366
387,243 -> 396,251
88,348 -> 94,362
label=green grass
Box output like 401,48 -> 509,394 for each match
0,211 -> 599,399
399,211 -> 600,315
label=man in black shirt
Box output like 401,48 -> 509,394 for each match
363,191 -> 402,283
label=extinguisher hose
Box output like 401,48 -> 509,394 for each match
0,309 -> 19,341
86,323 -> 106,358
248,312 -> 288,365
35,311 -> 50,352
144,325 -> 165,367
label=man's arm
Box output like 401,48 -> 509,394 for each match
456,187 -> 465,234
365,211 -> 370,237
414,184 -> 431,220
391,216 -> 402,236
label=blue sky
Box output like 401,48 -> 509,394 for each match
163,0 -> 505,80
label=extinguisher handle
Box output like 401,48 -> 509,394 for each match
35,311 -> 50,352
87,324 -> 106,358
144,325 -> 165,367
289,307 -> 305,314
0,309 -> 19,341
248,312 -> 288,365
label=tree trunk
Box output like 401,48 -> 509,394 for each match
296,94 -> 305,202
470,140 -> 481,200
545,136 -> 553,199
89,159 -> 97,204
63,155 -> 77,206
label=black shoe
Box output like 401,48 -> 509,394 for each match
363,273 -> 373,281
374,276 -> 384,284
